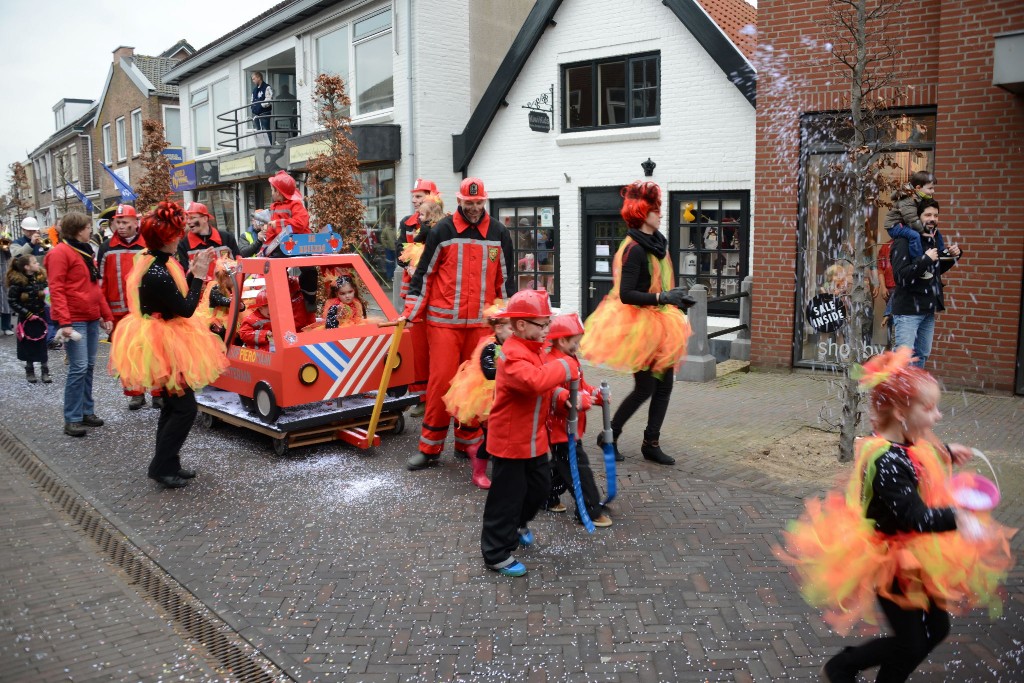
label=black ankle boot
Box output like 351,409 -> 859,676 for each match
641,439 -> 675,465
40,366 -> 52,383
26,365 -> 37,384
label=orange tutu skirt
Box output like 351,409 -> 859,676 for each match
443,336 -> 495,423
110,313 -> 229,395
400,242 -> 425,269
581,297 -> 690,374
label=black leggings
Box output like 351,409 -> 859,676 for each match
611,368 -> 674,441
148,388 -> 197,478
831,593 -> 950,682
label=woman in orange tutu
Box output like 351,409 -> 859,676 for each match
109,202 -> 228,489
779,348 -> 1014,682
580,181 -> 694,465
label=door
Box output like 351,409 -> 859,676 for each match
583,214 -> 627,319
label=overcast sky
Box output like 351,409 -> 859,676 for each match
0,0 -> 282,193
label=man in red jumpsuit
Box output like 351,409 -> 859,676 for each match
398,178 -> 438,416
97,204 -> 152,410
177,202 -> 240,274
402,177 -> 516,471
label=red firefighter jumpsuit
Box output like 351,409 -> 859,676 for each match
402,207 -> 515,458
97,232 -> 147,397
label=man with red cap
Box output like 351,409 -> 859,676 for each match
398,178 -> 438,417
97,204 -> 152,410
177,201 -> 240,274
402,177 -> 516,472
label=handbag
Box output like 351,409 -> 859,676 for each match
16,314 -> 47,342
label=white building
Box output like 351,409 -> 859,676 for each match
458,0 -> 756,324
161,0 -> 534,242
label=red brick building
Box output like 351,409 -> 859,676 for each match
751,0 -> 1024,394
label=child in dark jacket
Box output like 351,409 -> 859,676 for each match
6,255 -> 50,383
545,313 -> 612,527
480,290 -> 578,578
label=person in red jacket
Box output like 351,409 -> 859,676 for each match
263,170 -> 317,312
401,177 -> 516,471
96,204 -> 154,411
238,289 -> 274,350
44,212 -> 114,437
545,313 -> 612,527
177,202 -> 240,275
480,290 -> 578,577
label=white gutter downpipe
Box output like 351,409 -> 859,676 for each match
405,0 -> 416,191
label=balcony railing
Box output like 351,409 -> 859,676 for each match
215,99 -> 301,150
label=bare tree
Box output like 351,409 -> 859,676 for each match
824,0 -> 910,461
134,119 -> 174,211
305,73 -> 365,249
7,162 -> 32,225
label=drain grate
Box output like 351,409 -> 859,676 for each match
0,426 -> 290,682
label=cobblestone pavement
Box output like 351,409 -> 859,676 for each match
0,336 -> 1021,682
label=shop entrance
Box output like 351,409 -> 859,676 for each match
581,188 -> 627,320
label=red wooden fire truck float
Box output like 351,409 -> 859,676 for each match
195,234 -> 418,456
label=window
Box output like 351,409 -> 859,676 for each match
115,116 -> 127,161
55,108 -> 65,129
563,52 -> 659,131
494,200 -> 560,307
211,79 -> 231,148
672,192 -> 749,317
191,87 -> 211,155
355,165 -> 396,269
102,124 -> 112,164
163,106 -> 182,147
315,8 -> 393,117
131,109 -> 143,156
795,111 -> 936,367
68,145 -> 78,183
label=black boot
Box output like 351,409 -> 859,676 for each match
26,364 -> 37,384
641,439 -> 675,466
821,647 -> 857,683
40,365 -> 52,384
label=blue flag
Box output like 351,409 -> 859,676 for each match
100,163 -> 137,202
65,182 -> 96,213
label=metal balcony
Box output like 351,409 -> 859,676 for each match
215,99 -> 301,150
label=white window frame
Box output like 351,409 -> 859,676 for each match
115,116 -> 127,162
102,124 -> 112,165
67,144 -> 79,183
131,108 -> 143,156
313,6 -> 394,119
162,105 -> 182,147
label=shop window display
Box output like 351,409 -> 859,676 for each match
494,202 -> 558,306
672,192 -> 748,317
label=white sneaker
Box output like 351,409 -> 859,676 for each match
3,330 -> 13,336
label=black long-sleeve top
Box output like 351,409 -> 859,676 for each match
865,442 -> 956,536
139,251 -> 203,319
480,341 -> 499,381
618,240 -> 660,306
889,231 -> 957,315
209,284 -> 232,309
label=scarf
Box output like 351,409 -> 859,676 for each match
626,228 -> 667,259
65,238 -> 99,282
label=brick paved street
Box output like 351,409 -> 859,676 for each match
0,337 -> 1021,681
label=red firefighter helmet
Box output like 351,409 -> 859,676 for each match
269,171 -> 302,201
411,178 -> 439,194
115,204 -> 137,217
456,177 -> 488,201
547,313 -> 585,340
253,290 -> 269,308
497,289 -> 552,319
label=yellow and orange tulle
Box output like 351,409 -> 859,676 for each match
109,254 -> 229,395
400,242 -> 425,269
776,437 -> 1015,635
443,336 -> 495,423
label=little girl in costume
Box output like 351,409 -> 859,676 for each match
779,348 -> 1014,682
109,202 -> 228,489
6,255 -> 50,383
198,257 -> 236,338
303,275 -> 367,331
443,305 -> 511,490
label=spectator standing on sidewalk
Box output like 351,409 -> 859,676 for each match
45,212 -> 114,438
889,198 -> 960,368
110,202 -> 228,489
580,181 -> 694,466
0,230 -> 14,335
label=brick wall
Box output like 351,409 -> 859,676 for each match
752,0 -> 1024,392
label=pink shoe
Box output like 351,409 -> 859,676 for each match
469,444 -> 491,489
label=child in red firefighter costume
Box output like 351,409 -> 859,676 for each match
545,313 -> 613,527
580,181 -> 694,465
97,204 -> 154,410
400,186 -> 443,411
238,289 -> 274,350
443,305 -> 513,489
263,170 -> 319,313
481,290 -> 579,577
778,348 -> 1015,682
109,202 -> 229,489
401,177 -> 516,472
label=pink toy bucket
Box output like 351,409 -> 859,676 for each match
950,471 -> 1000,511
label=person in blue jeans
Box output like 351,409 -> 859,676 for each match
888,198 -> 960,368
43,212 -> 114,437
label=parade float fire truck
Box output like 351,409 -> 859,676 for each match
196,232 -> 418,456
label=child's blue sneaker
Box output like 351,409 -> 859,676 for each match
518,528 -> 534,547
487,559 -> 527,577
